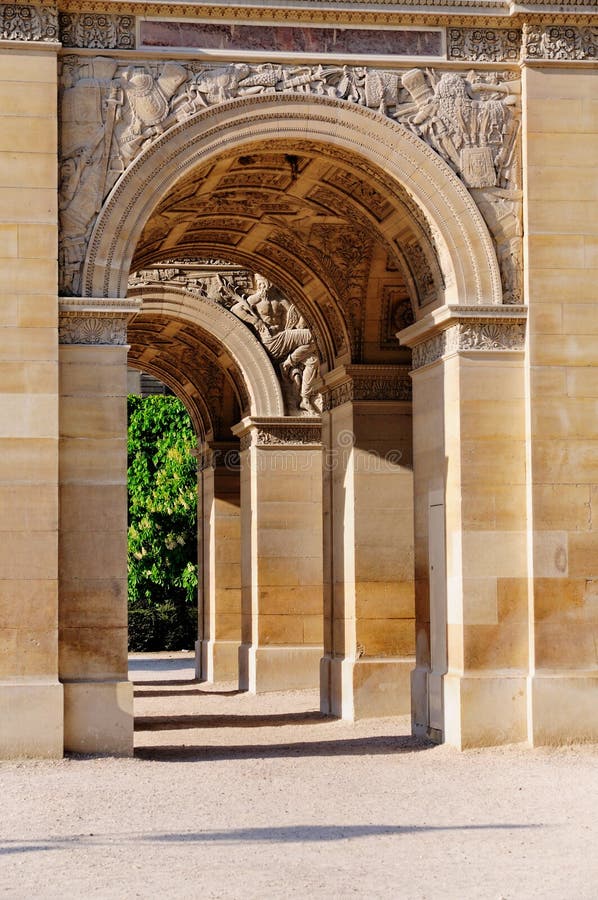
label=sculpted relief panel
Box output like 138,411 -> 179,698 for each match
58,56 -> 522,303
130,267 -> 322,416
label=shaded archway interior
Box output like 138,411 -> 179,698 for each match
129,140 -> 434,372
128,313 -> 247,443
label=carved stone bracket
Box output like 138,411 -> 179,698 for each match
448,28 -> 522,62
397,304 -> 527,369
233,417 -> 322,450
58,296 -> 141,345
0,3 -> 58,42
321,365 -> 412,411
523,24 -> 598,61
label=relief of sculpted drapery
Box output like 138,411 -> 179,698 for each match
129,266 -> 322,416
58,56 -> 522,303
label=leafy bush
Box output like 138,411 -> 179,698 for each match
127,395 -> 198,651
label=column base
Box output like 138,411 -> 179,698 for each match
323,656 -> 413,720
0,680 -> 63,758
197,639 -> 240,683
529,672 -> 598,746
63,680 -> 133,756
444,672 -> 527,749
239,644 -> 321,692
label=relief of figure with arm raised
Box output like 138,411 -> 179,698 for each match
221,273 -> 320,414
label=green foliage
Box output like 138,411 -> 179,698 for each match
127,394 -> 198,651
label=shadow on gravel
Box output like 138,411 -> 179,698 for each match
0,822 -> 542,855
134,711 -> 327,730
134,734 -> 434,761
134,688 -> 243,698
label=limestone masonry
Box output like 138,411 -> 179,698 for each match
0,0 -> 597,756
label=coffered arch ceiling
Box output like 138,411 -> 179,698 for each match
130,141 -> 443,365
128,311 -> 247,442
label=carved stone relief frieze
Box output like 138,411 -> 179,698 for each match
322,367 -> 412,411
447,28 -> 522,62
380,287 -> 415,349
59,13 -> 136,49
0,3 -> 58,42
58,297 -> 140,345
411,319 -> 526,369
58,57 -> 522,306
130,266 -> 323,417
523,25 -> 598,61
238,420 -> 322,451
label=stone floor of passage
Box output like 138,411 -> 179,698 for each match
1,652 -> 596,900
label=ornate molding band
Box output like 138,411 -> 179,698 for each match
58,296 -> 141,345
523,24 -> 598,60
0,3 -> 58,42
322,365 -> 412,410
234,417 -> 322,450
59,12 -> 136,49
411,320 -> 526,368
447,28 -> 522,61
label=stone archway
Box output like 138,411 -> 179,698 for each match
61,91 -> 523,754
82,95 -> 502,309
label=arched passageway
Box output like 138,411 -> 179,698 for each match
58,93 -> 524,755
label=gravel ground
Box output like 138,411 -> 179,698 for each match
1,652 -> 597,900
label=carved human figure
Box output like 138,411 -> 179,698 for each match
222,274 -> 320,414
397,71 -> 520,190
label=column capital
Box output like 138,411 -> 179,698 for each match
397,304 -> 527,371
232,416 -> 322,450
58,297 -> 142,346
320,365 -> 412,411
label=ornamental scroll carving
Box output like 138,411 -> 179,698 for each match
0,4 -> 57,41
411,321 -> 526,369
448,29 -> 521,63
59,314 -> 128,345
59,13 -> 135,50
239,423 -> 322,450
58,58 -> 521,303
523,25 -> 597,61
322,368 -> 412,411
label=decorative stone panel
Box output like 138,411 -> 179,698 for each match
447,28 -> 521,62
398,305 -> 527,370
523,25 -> 598,61
234,417 -> 322,450
59,12 -> 135,49
58,297 -> 141,345
322,365 -> 412,410
0,3 -> 58,41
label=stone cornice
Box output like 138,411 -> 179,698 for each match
232,416 -> 322,449
59,296 -> 142,316
321,364 -> 412,408
398,304 -> 527,368
58,296 -> 141,344
52,2 -> 598,31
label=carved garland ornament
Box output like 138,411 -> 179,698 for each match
0,3 -> 58,41
59,12 -> 135,49
239,421 -> 322,450
523,25 -> 598,61
59,313 -> 129,345
323,371 -> 413,410
447,28 -> 521,62
59,57 -> 521,303
411,320 -> 526,369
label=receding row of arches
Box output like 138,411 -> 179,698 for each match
57,96 -> 521,756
